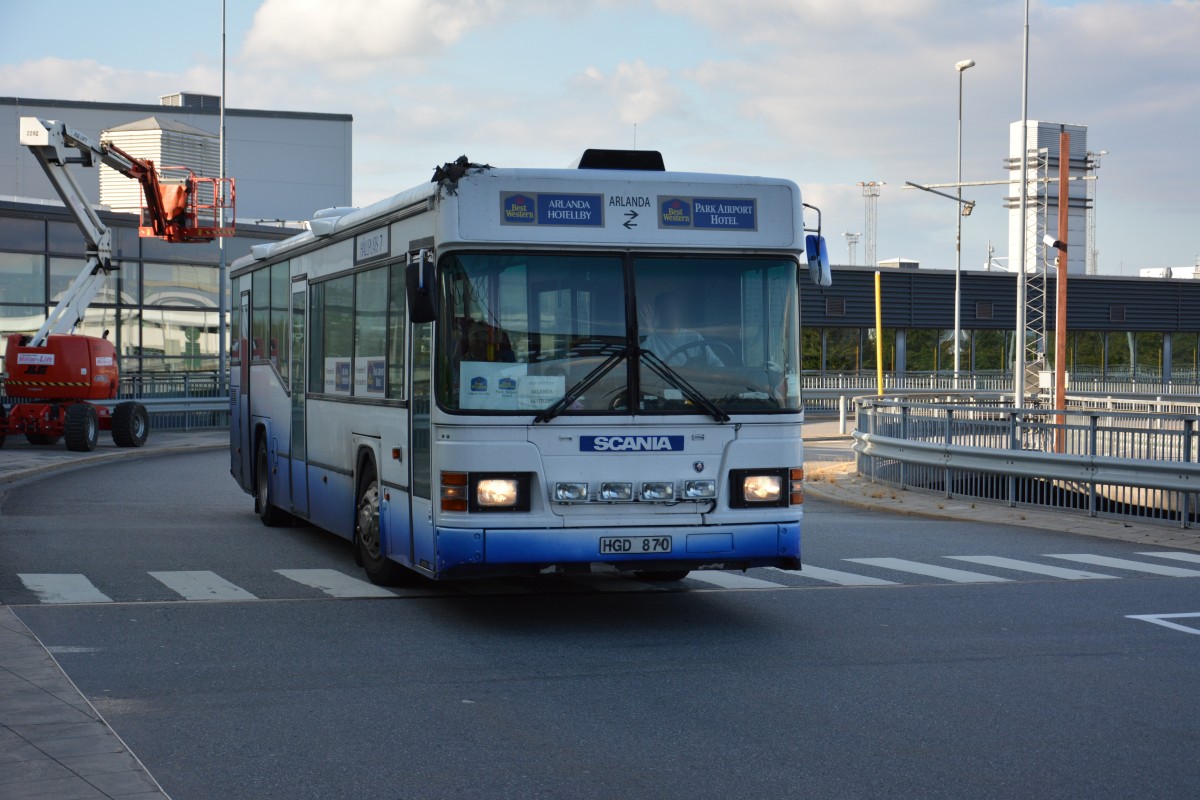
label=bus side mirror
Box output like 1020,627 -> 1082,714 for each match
406,250 -> 438,323
806,234 -> 832,287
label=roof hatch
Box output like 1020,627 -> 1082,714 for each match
575,149 -> 665,171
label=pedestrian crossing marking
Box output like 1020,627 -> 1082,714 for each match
768,566 -> 897,586
685,571 -> 785,590
17,574 -> 113,604
1046,554 -> 1200,578
149,571 -> 258,601
275,569 -> 397,598
846,558 -> 1013,583
946,555 -> 1117,580
9,549 -> 1200,605
1126,612 -> 1200,636
1139,551 -> 1200,566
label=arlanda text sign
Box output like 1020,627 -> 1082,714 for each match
501,192 -> 604,227
659,196 -> 757,231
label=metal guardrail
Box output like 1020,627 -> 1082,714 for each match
853,396 -> 1200,529
1,372 -> 229,432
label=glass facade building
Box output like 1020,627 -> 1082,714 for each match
0,200 -> 295,375
800,266 -> 1200,383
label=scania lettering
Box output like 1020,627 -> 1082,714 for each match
585,436 -> 682,452
228,148 -> 832,586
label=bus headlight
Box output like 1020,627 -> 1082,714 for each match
599,482 -> 633,502
640,481 -> 675,501
729,468 -> 789,508
477,478 -> 519,507
554,482 -> 589,503
444,472 -> 531,513
743,475 -> 782,502
683,479 -> 717,499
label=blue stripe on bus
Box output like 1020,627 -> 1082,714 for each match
434,522 -> 799,572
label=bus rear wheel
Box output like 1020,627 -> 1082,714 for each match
255,437 -> 292,527
356,464 -> 414,587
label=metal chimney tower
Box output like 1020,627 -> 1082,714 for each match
858,182 -> 882,268
843,232 -> 861,266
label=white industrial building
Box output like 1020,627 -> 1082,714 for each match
1,92 -> 352,221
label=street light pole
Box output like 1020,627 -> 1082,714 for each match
954,58 -> 975,389
1014,0 -> 1032,408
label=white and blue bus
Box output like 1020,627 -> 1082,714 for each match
229,149 -> 831,585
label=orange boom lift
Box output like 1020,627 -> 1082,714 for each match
0,117 -> 235,451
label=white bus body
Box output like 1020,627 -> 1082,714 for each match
229,152 -> 828,584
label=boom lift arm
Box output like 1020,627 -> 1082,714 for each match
18,116 -> 234,347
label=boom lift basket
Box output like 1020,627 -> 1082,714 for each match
138,168 -> 236,243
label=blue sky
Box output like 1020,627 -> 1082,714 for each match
2,0 -> 1197,274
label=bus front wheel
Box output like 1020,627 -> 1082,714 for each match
356,464 -> 414,587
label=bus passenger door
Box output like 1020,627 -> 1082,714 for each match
289,283 -> 309,517
232,290 -> 252,488
409,320 -> 436,572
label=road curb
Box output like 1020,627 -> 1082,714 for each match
804,473 -> 1200,552
0,441 -> 226,487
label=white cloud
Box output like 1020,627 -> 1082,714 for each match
576,60 -> 687,125
240,0 -> 572,73
0,58 -> 221,104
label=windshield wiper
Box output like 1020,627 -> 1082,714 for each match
637,349 -> 730,423
533,346 -> 628,424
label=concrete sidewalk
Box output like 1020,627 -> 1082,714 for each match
0,610 -> 170,798
2,429 -> 225,799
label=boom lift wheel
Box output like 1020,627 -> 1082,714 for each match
254,436 -> 292,527
63,403 -> 98,452
111,401 -> 149,447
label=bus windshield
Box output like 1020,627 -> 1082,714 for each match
436,252 -> 801,416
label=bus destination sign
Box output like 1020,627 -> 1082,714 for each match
501,192 -> 605,227
659,196 -> 757,231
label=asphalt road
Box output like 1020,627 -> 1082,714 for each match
2,451 -> 1198,799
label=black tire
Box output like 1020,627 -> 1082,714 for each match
355,463 -> 414,586
633,570 -> 691,582
111,401 -> 150,447
63,404 -> 98,452
26,433 -> 62,446
254,437 -> 292,527
0,405 -> 6,449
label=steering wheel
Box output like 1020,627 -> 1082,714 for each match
660,339 -> 736,366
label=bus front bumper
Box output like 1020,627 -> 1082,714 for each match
433,522 -> 800,579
